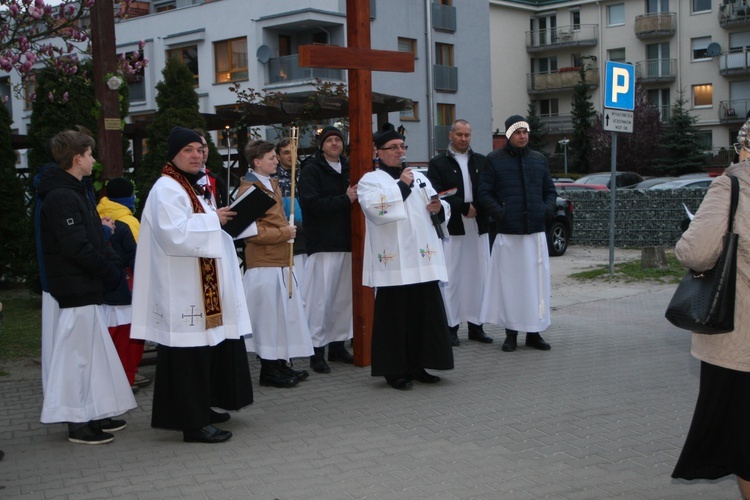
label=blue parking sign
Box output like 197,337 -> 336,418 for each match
604,61 -> 635,111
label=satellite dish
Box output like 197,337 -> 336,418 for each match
706,42 -> 722,57
256,45 -> 271,64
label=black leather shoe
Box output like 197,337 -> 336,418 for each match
525,333 -> 551,351
385,375 -> 413,390
183,425 -> 232,444
94,418 -> 127,432
448,325 -> 460,347
468,325 -> 493,344
209,409 -> 230,424
412,369 -> 440,384
501,335 -> 517,352
328,349 -> 354,364
260,365 -> 300,388
310,355 -> 331,374
278,360 -> 309,381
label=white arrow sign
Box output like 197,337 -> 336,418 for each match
603,108 -> 634,134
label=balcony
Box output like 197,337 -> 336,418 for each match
719,48 -> 750,76
434,64 -> 458,92
719,99 -> 750,123
540,114 -> 574,134
527,67 -> 599,94
719,2 -> 750,28
267,54 -> 343,86
432,2 -> 456,32
634,13 -> 676,39
526,24 -> 598,53
635,59 -> 677,83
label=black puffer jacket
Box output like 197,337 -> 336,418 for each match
478,144 -> 557,235
102,220 -> 136,306
426,148 -> 489,235
37,167 -> 123,308
297,150 -> 352,255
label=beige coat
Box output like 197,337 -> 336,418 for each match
675,164 -> 750,372
238,176 -> 293,268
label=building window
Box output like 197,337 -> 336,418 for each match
435,43 -> 454,66
693,84 -> 712,107
608,47 -> 626,62
570,10 -> 581,31
534,56 -> 558,73
400,101 -> 419,121
23,76 -> 36,111
691,0 -> 711,14
435,0 -> 452,5
608,4 -> 625,26
279,35 -> 291,57
691,37 -> 711,61
214,37 -> 248,83
154,1 -> 176,12
398,37 -> 417,58
539,98 -> 559,116
647,0 -> 669,14
436,103 -> 455,125
695,131 -> 712,150
648,88 -> 670,121
166,45 -> 199,86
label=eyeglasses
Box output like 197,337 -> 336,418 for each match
379,144 -> 408,151
734,143 -> 750,155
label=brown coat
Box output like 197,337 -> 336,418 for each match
238,175 -> 293,268
675,164 -> 750,372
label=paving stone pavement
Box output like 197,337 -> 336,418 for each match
0,275 -> 742,498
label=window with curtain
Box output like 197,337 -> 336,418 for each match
214,37 -> 248,84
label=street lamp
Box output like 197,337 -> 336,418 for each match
558,138 -> 570,176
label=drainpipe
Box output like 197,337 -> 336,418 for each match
425,0 -> 436,156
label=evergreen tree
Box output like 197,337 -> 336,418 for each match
136,58 -> 210,207
526,100 -> 548,154
570,62 -> 597,173
0,103 -> 33,285
657,90 -> 706,175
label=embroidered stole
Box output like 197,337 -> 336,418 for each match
162,163 -> 223,329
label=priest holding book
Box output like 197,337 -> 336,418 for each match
131,126 -> 254,444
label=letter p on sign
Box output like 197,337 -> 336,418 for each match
604,61 -> 635,111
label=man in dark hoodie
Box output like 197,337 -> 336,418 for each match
37,129 -> 136,444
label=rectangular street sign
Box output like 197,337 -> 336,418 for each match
604,61 -> 635,111
603,108 -> 633,133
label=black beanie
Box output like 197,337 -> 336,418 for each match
373,123 -> 404,149
504,115 -> 530,140
167,126 -> 203,162
318,126 -> 343,149
106,177 -> 134,198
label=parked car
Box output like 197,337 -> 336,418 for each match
576,171 -> 644,189
629,177 -> 676,189
649,178 -> 714,190
555,182 -> 609,193
546,196 -> 574,257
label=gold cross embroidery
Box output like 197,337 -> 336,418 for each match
374,194 -> 391,216
377,249 -> 396,267
419,243 -> 438,261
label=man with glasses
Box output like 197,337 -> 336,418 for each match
427,119 -> 493,347
358,123 -> 454,390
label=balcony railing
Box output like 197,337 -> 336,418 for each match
634,12 -> 676,38
540,114 -> 574,134
432,2 -> 456,32
434,64 -> 458,92
527,67 -> 599,94
267,54 -> 343,85
719,1 -> 750,28
719,48 -> 750,76
526,24 -> 598,52
719,99 -> 750,122
635,59 -> 677,82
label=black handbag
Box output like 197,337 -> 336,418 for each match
665,175 -> 739,334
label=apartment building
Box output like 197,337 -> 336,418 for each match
2,0 -> 493,167
490,0 -> 747,156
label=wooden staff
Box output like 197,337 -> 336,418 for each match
288,126 -> 299,298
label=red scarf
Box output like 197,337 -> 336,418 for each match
162,163 -> 223,329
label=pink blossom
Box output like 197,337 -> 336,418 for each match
48,92 -> 54,102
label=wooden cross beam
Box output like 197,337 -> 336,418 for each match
298,0 -> 415,367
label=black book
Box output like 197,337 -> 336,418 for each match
223,186 -> 276,238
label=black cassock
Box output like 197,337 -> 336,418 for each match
151,338 -> 253,431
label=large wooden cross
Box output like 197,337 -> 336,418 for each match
299,0 -> 414,366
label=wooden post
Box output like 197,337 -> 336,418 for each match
90,0 -> 123,181
298,0 -> 414,366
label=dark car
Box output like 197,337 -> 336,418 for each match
547,196 -> 573,257
577,171 -> 644,189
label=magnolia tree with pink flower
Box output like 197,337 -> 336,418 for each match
0,0 -> 148,99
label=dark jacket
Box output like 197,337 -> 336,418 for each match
102,220 -> 136,306
297,150 -> 352,255
427,148 -> 489,235
37,167 -> 123,308
478,144 -> 557,235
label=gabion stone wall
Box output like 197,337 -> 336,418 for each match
563,189 -> 708,247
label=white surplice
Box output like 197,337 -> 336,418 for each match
131,176 -> 253,349
481,232 -> 551,332
358,169 -> 449,287
41,305 -> 137,423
